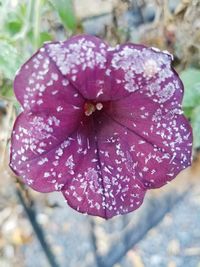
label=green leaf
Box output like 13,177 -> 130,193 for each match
0,82 -> 13,97
49,0 -> 77,31
39,32 -> 53,46
4,7 -> 24,35
27,30 -> 52,48
183,107 -> 193,119
5,20 -> 23,35
0,40 -> 21,80
191,105 -> 200,149
180,68 -> 200,108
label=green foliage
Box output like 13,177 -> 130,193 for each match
0,2 -> 26,37
40,32 -> 54,46
181,68 -> 200,108
0,0 -> 78,98
181,68 -> 200,149
0,40 -> 21,80
49,0 -> 77,31
191,106 -> 200,148
28,30 -> 53,48
5,20 -> 23,35
0,80 -> 13,97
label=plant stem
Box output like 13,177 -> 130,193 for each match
14,0 -> 34,41
16,183 -> 60,267
34,0 -> 42,49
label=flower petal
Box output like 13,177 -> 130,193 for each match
46,35 -> 112,101
10,34 -> 193,219
45,35 -> 137,101
61,115 -> 146,219
14,45 -> 83,111
10,101 -> 83,191
105,93 -> 192,188
107,43 -> 185,104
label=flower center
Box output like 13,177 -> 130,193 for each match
84,101 -> 103,116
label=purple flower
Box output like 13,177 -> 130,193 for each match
10,35 -> 192,219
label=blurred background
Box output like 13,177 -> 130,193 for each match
0,0 -> 200,266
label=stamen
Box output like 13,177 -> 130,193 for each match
84,102 -> 104,116
84,102 -> 96,116
96,102 -> 103,110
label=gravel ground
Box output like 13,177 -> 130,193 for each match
136,185 -> 200,267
